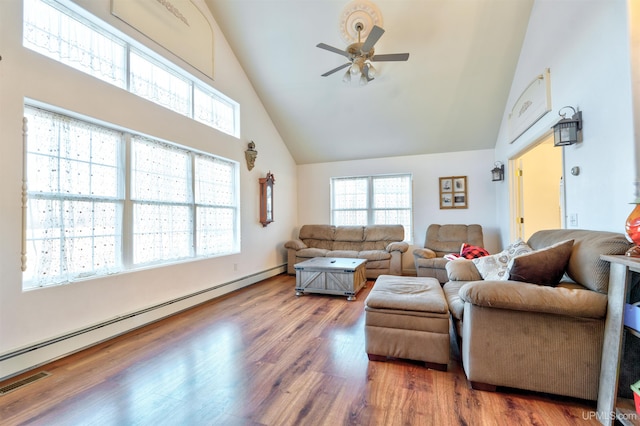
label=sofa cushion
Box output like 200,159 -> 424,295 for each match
297,248 -> 330,258
472,239 -> 533,281
299,224 -> 335,240
443,280 -> 466,321
507,239 -> 574,286
333,241 -> 366,251
446,259 -> 482,281
358,250 -> 392,261
326,250 -> 358,258
301,239 -> 335,250
364,225 -> 405,242
527,229 -> 632,293
334,226 -> 365,242
364,260 -> 391,270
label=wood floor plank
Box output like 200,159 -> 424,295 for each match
0,274 -> 604,425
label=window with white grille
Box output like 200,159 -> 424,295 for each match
24,106 -> 125,287
130,137 -> 194,265
23,105 -> 240,289
23,0 -> 239,137
331,174 -> 413,242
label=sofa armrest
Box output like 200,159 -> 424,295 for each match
446,259 -> 481,281
412,248 -> 436,259
284,239 -> 307,250
459,281 -> 607,319
387,241 -> 409,253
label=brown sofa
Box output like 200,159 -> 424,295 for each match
285,224 -> 409,279
413,224 -> 484,283
443,229 -> 632,401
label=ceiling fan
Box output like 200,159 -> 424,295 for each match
316,23 -> 409,85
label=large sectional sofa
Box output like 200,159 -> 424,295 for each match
285,224 -> 409,279
443,228 -> 632,400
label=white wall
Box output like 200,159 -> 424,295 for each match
494,0 -> 635,246
296,149 -> 500,272
0,0 -> 296,377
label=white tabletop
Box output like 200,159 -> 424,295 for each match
294,257 -> 367,271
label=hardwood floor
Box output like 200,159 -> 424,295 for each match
1,274 -> 602,425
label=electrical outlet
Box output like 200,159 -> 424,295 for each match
569,213 -> 578,227
233,263 -> 238,271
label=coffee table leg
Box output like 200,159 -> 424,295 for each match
295,290 -> 304,297
347,293 -> 356,301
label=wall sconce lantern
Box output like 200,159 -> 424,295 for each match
491,161 -> 505,182
552,106 -> 582,147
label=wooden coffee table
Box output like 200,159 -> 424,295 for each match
294,257 -> 367,301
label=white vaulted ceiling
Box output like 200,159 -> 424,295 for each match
204,0 -> 534,165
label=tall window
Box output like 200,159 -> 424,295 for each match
23,0 -> 239,137
195,155 -> 238,256
331,174 -> 413,242
24,105 -> 240,289
130,137 -> 194,264
24,107 -> 125,287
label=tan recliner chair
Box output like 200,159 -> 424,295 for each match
413,224 -> 484,283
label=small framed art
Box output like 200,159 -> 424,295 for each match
439,176 -> 467,209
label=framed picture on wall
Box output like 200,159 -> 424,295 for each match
441,193 -> 453,208
439,176 -> 467,209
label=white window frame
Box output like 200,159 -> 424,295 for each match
23,104 -> 240,289
330,174 -> 413,242
23,0 -> 240,137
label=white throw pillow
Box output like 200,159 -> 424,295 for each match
472,239 -> 533,281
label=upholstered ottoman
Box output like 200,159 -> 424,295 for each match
364,275 -> 450,370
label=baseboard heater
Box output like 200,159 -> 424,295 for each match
0,264 -> 286,380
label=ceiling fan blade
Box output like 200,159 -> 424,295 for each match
360,25 -> 385,53
371,53 -> 410,62
321,62 -> 351,77
316,43 -> 350,58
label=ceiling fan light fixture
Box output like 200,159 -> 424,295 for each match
366,61 -> 376,78
317,4 -> 410,85
350,57 -> 365,76
343,69 -> 352,83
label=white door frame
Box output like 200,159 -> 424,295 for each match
508,130 -> 566,242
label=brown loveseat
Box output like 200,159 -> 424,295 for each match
443,229 -> 632,401
413,224 -> 484,283
285,224 -> 409,279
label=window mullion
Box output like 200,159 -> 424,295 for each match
122,133 -> 133,269
126,44 -> 131,92
191,152 -> 197,256
367,176 -> 374,225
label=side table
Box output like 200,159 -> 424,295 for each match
598,255 -> 640,425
